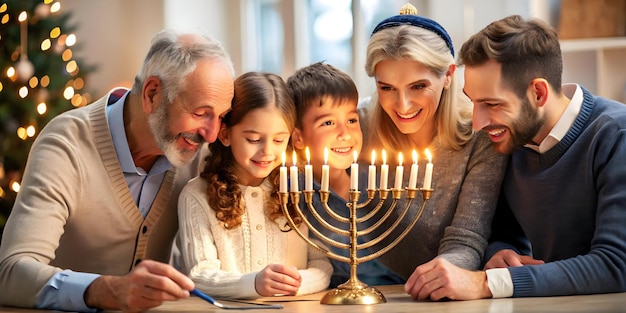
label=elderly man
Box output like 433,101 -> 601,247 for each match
0,30 -> 235,312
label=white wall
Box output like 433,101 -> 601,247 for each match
60,0 -> 564,98
62,0 -> 249,97
62,0 -> 164,97
163,0 -> 244,74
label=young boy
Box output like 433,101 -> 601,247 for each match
286,61 -> 404,287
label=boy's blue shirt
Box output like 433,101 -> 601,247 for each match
295,166 -> 405,287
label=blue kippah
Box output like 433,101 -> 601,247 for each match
372,14 -> 455,57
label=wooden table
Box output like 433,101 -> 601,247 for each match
1,285 -> 625,312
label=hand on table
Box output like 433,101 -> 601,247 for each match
84,259 -> 194,312
404,258 -> 492,301
255,264 -> 302,296
484,249 -> 545,269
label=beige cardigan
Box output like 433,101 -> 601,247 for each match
0,89 -> 202,308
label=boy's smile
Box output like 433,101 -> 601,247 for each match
293,97 -> 363,171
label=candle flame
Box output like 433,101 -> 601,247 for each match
382,149 -> 387,165
282,151 -> 286,167
425,149 -> 432,162
353,150 -> 358,163
292,150 -> 297,166
398,152 -> 403,166
324,147 -> 329,165
413,149 -> 418,164
371,150 -> 376,165
305,147 -> 311,165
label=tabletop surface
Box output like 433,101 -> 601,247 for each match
1,285 -> 625,313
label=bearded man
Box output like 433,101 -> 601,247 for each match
0,30 -> 234,312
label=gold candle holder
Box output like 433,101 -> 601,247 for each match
278,186 -> 433,305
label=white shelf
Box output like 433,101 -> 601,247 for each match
560,37 -> 626,102
561,37 -> 626,52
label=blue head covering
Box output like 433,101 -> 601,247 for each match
371,4 -> 455,56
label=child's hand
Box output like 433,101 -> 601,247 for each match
254,264 -> 302,296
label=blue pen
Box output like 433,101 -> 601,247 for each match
191,288 -> 283,310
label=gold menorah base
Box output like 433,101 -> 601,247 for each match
321,285 -> 386,305
280,188 -> 433,305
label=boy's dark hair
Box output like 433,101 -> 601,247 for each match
286,61 -> 358,128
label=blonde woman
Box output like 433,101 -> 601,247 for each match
362,4 -> 508,286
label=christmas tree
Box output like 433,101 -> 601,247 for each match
0,0 -> 93,234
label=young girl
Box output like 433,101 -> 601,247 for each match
175,72 -> 331,299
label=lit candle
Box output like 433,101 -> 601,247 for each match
290,151 -> 299,192
280,152 -> 288,193
305,147 -> 313,191
394,152 -> 404,190
350,150 -> 359,190
321,147 -> 330,192
368,150 -> 377,190
380,149 -> 389,190
408,150 -> 419,189
423,149 -> 433,189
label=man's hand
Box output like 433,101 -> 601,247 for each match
484,249 -> 545,269
404,258 -> 492,301
254,264 -> 302,297
84,259 -> 194,312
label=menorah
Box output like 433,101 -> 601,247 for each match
278,148 -> 434,305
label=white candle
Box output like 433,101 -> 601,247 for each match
280,152 -> 288,193
321,147 -> 329,192
304,147 -> 313,191
408,150 -> 419,189
368,150 -> 376,190
423,149 -> 433,189
394,152 -> 404,190
350,150 -> 359,190
380,149 -> 389,190
290,151 -> 299,192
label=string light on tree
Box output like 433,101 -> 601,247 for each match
36,102 -> 46,114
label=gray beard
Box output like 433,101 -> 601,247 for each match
148,102 -> 199,168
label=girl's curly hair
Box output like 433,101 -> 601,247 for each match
201,72 -> 301,230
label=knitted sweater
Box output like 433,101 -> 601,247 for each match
0,89 -> 202,308
175,176 -> 332,299
488,88 -> 626,296
373,131 -> 508,279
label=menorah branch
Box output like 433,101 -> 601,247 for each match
278,185 -> 434,305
